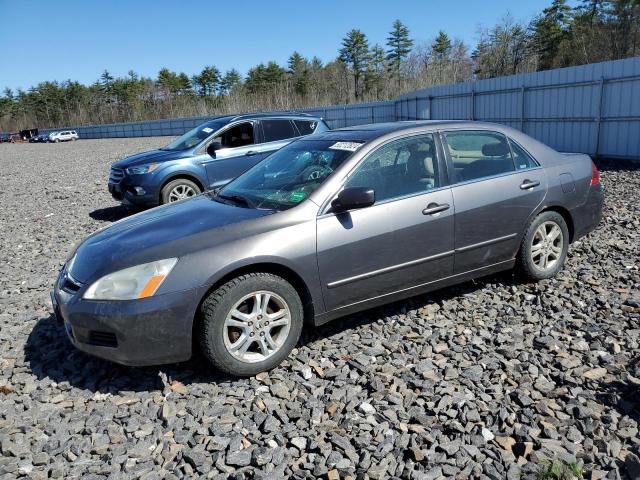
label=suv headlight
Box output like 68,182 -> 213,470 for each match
84,258 -> 178,300
126,164 -> 158,175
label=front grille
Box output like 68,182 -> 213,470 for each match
109,167 -> 125,183
88,331 -> 118,348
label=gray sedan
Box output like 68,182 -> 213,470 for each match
51,121 -> 604,376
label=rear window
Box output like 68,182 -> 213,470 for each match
443,130 -> 515,183
262,120 -> 296,142
294,120 -> 318,136
510,140 -> 539,170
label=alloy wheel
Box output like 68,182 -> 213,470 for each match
530,221 -> 563,271
223,291 -> 291,363
168,184 -> 197,202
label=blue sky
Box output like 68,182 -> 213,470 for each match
1,0 -> 561,92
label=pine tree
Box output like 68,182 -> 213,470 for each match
288,52 -> 310,96
339,29 -> 370,100
193,66 -> 220,96
246,62 -> 286,93
365,44 -> 386,99
530,0 -> 571,69
432,31 -> 453,61
386,20 -> 413,89
219,69 -> 241,95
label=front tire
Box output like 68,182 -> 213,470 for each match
517,211 -> 569,281
199,273 -> 303,376
160,178 -> 201,204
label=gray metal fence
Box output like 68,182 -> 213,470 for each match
35,56 -> 640,160
394,56 -> 640,160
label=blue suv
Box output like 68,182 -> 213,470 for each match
108,113 -> 328,206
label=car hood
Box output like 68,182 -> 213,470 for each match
70,195 -> 273,283
112,149 -> 193,168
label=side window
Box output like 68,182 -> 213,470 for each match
214,122 -> 254,148
293,120 -> 317,136
443,131 -> 514,183
345,134 -> 438,203
262,120 -> 296,142
510,139 -> 539,170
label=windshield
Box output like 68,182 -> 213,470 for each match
218,139 -> 361,211
161,119 -> 228,151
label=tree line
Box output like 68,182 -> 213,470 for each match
1,0 -> 638,132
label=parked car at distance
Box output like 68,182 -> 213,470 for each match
49,130 -> 79,142
29,133 -> 49,143
108,113 -> 328,207
0,133 -> 10,142
53,121 -> 603,376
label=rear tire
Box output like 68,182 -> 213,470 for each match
516,211 -> 569,281
160,178 -> 201,204
199,273 -> 303,376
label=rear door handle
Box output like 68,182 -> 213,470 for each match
246,150 -> 258,156
422,202 -> 450,215
520,179 -> 540,190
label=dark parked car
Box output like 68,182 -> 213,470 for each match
29,133 -> 49,143
108,113 -> 328,207
53,121 -> 603,376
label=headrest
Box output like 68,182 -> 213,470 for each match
409,142 -> 432,153
482,141 -> 509,157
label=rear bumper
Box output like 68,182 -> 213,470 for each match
571,184 -> 604,241
52,277 -> 200,366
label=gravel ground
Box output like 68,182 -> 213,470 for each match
0,138 -> 639,480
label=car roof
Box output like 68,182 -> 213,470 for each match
311,120 -> 511,142
202,112 -> 322,128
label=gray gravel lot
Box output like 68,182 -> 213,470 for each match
0,138 -> 639,479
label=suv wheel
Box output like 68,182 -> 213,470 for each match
199,273 -> 303,376
517,211 -> 569,281
161,178 -> 201,204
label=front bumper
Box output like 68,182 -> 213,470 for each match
51,269 -> 200,366
108,171 -> 160,206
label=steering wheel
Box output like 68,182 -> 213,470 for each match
299,165 -> 333,182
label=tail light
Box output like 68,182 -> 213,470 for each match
590,161 -> 600,186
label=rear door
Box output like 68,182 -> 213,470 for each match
441,130 -> 547,274
316,133 -> 454,312
256,119 -> 300,156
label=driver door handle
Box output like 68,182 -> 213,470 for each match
245,150 -> 257,156
520,179 -> 540,190
422,202 -> 450,215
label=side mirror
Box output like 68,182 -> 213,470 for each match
331,187 -> 375,213
206,141 -> 223,158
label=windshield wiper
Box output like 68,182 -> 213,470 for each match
216,193 -> 255,208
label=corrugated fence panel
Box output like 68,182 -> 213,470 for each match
16,57 -> 639,159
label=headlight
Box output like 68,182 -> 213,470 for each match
126,164 -> 158,175
83,258 -> 178,300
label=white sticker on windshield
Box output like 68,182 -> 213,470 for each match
202,127 -> 214,133
329,141 -> 363,152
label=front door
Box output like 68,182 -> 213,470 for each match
441,130 -> 547,274
201,121 -> 266,188
316,133 -> 455,312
